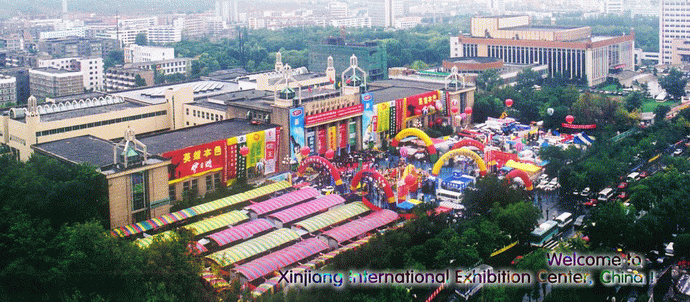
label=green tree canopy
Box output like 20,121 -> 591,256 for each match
135,32 -> 148,46
660,68 -> 688,100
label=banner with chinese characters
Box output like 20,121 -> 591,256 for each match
376,102 -> 390,133
164,139 -> 225,182
226,137 -> 238,184
328,125 -> 337,152
246,130 -> 265,168
264,128 -> 277,175
561,123 -> 597,129
236,135 -> 247,181
289,107 -> 306,163
361,92 -> 375,149
318,127 -> 327,155
306,128 -> 316,156
406,90 -> 442,117
396,97 -> 405,133
389,101 -> 396,136
348,120 -> 356,146
339,122 -> 347,149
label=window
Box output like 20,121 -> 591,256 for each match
131,171 -> 149,211
206,175 -> 213,192
191,179 -> 198,193
214,173 -> 222,188
186,108 -> 189,115
183,181 -> 190,194
169,184 -> 176,201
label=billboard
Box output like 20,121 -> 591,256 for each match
339,122 -> 348,149
376,102 -> 390,133
328,125 -> 337,152
305,104 -> 363,126
165,139 -> 225,182
361,92 -> 375,149
264,128 -> 277,175
405,90 -> 442,118
306,128 -> 316,156
289,107 -> 306,163
318,127 -> 327,155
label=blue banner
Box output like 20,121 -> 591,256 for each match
361,92 -> 375,149
306,128 -> 316,157
289,107 -> 306,163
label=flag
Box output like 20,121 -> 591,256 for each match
329,78 -> 334,84
308,86 -> 312,93
346,78 -> 351,84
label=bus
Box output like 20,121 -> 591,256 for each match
597,188 -> 615,202
555,212 -> 573,235
436,188 -> 462,203
530,220 -> 559,247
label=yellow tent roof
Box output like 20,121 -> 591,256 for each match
505,160 -> 541,173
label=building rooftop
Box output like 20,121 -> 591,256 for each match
139,118 -> 279,155
444,57 -> 502,64
126,57 -> 190,68
32,135 -> 118,167
268,72 -> 328,86
30,67 -> 81,74
205,68 -> 249,81
38,100 -> 145,122
508,25 -> 582,32
367,79 -> 446,104
113,80 -> 240,105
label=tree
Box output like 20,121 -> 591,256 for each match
103,50 -> 124,70
463,176 -> 529,216
409,60 -> 428,70
134,74 -> 147,87
675,233 -> 690,259
624,91 -> 644,112
495,201 -> 542,243
654,104 -> 671,122
660,68 -> 688,100
515,68 -> 542,91
476,69 -> 502,92
585,202 -> 635,249
135,32 -> 148,46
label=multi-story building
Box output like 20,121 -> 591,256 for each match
147,25 -> 182,44
1,34 -> 25,51
394,17 -> 422,29
124,44 -> 175,64
38,37 -> 118,59
330,17 -> 372,28
118,16 -> 158,29
0,67 -> 30,104
104,67 -> 155,91
329,2 -> 349,19
126,58 -> 192,76
605,0 -> 624,14
5,51 -> 41,68
367,0 -> 403,27
38,57 -> 104,91
29,68 -> 83,99
450,15 -> 635,86
38,27 -> 86,40
0,75 -> 16,105
180,16 -> 207,39
308,38 -> 388,80
660,0 -> 690,65
95,28 -> 147,48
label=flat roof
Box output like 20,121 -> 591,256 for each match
268,72 -> 327,86
508,25 -> 583,32
38,100 -> 145,122
139,118 -> 279,155
32,135 -> 118,167
444,57 -> 502,64
113,80 -> 241,105
30,67 -> 80,74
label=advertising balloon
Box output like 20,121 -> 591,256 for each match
465,106 -> 473,115
240,146 -> 249,156
565,115 -> 575,124
300,146 -> 311,157
435,101 -> 444,111
505,98 -> 513,107
325,149 -> 335,160
547,108 -> 554,116
451,107 -> 459,114
400,147 -> 408,158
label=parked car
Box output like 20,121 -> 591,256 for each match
640,171 -> 648,178
574,215 -> 586,229
674,149 -> 683,156
618,182 -> 628,189
618,192 -> 629,200
584,199 -> 597,207
581,187 -> 591,196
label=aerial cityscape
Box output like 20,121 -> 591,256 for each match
0,0 -> 687,301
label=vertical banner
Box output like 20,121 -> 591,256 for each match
376,102 -> 390,133
328,125 -> 337,152
246,131 -> 265,168
339,122 -> 348,149
389,101 -> 396,137
396,98 -> 405,133
236,135 -> 247,181
318,127 -> 327,155
226,137 -> 237,185
264,128 -> 277,175
348,120 -> 357,146
289,107 -> 306,163
361,92 -> 375,149
306,128 -> 316,157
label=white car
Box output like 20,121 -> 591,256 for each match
674,149 -> 683,156
581,187 -> 591,196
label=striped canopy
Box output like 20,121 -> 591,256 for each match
206,228 -> 300,268
252,276 -> 283,297
245,187 -> 320,216
207,219 -> 275,247
201,269 -> 231,292
188,241 -> 208,255
294,202 -> 369,233
134,230 -> 177,249
182,211 -> 249,236
235,238 -> 329,282
109,181 -> 290,238
268,195 -> 346,224
321,210 -> 399,244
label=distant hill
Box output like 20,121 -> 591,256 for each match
0,0 -> 215,16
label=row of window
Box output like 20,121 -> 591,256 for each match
168,172 -> 223,202
187,108 -> 223,121
36,110 -> 167,137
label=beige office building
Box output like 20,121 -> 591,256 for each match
29,68 -> 83,99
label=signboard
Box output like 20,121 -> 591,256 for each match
361,92 -> 375,149
236,135 -> 247,181
561,123 -> 596,129
318,127 -> 327,154
389,101 -> 397,136
264,128 -> 277,175
339,123 -> 348,149
165,139 -> 226,182
306,128 -> 316,156
226,137 -> 238,184
348,120 -> 357,146
405,90 -> 442,117
376,102 -> 390,133
305,104 -> 363,126
289,107 -> 306,163
396,98 -> 405,133
246,131 -> 265,168
328,125 -> 337,152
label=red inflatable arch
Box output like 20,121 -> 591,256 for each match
451,139 -> 485,152
297,156 -> 344,193
350,169 -> 395,204
505,169 -> 533,191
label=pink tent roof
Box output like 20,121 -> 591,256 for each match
321,210 -> 398,244
207,219 -> 275,247
245,187 -> 320,216
268,195 -> 345,224
235,238 -> 329,282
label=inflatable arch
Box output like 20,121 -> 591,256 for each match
505,169 -> 533,191
451,139 -> 485,152
390,128 -> 438,162
297,156 -> 345,193
431,147 -> 487,177
350,169 -> 395,204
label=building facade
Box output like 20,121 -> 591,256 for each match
29,68 -> 83,99
661,0 -> 690,65
38,37 -> 118,59
0,67 -> 30,104
308,38 -> 388,81
38,27 -> 87,40
126,58 -> 192,76
451,16 -> 635,86
124,45 -> 175,63
104,67 -> 155,92
0,75 -> 17,105
147,25 -> 183,44
329,17 -> 372,28
38,57 -> 104,91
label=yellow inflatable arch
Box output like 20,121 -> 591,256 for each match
390,128 -> 438,162
431,147 -> 487,177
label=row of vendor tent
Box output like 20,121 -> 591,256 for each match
293,202 -> 370,233
244,187 -> 320,219
110,180 -> 292,238
267,195 -> 346,228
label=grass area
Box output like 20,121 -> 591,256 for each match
599,84 -> 621,92
642,99 -> 675,112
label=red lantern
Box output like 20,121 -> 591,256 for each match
404,174 -> 416,187
565,115 -> 575,124
414,108 -> 422,116
464,106 -> 473,115
325,149 -> 335,160
300,146 -> 311,157
451,107 -> 459,114
505,99 -> 513,108
240,146 -> 249,157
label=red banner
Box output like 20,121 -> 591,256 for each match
318,128 -> 327,154
405,90 -> 441,117
305,104 -> 363,126
561,123 -> 597,129
396,98 -> 405,132
226,142 -> 237,181
339,123 -> 347,148
165,140 -> 225,180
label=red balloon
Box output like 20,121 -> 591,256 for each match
300,146 -> 311,157
505,99 -> 513,107
451,107 -> 459,114
240,146 -> 249,157
464,106 -> 473,115
405,174 -> 416,187
325,149 -> 335,160
414,108 -> 422,115
565,115 -> 575,124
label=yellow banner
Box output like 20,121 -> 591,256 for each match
490,241 -> 518,258
377,103 -> 390,133
328,126 -> 337,151
246,131 -> 265,168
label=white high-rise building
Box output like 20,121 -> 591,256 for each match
147,25 -> 182,44
124,45 -> 175,64
368,0 -> 402,27
37,57 -> 104,91
329,2 -> 348,19
660,0 -> 690,65
605,0 -> 624,14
